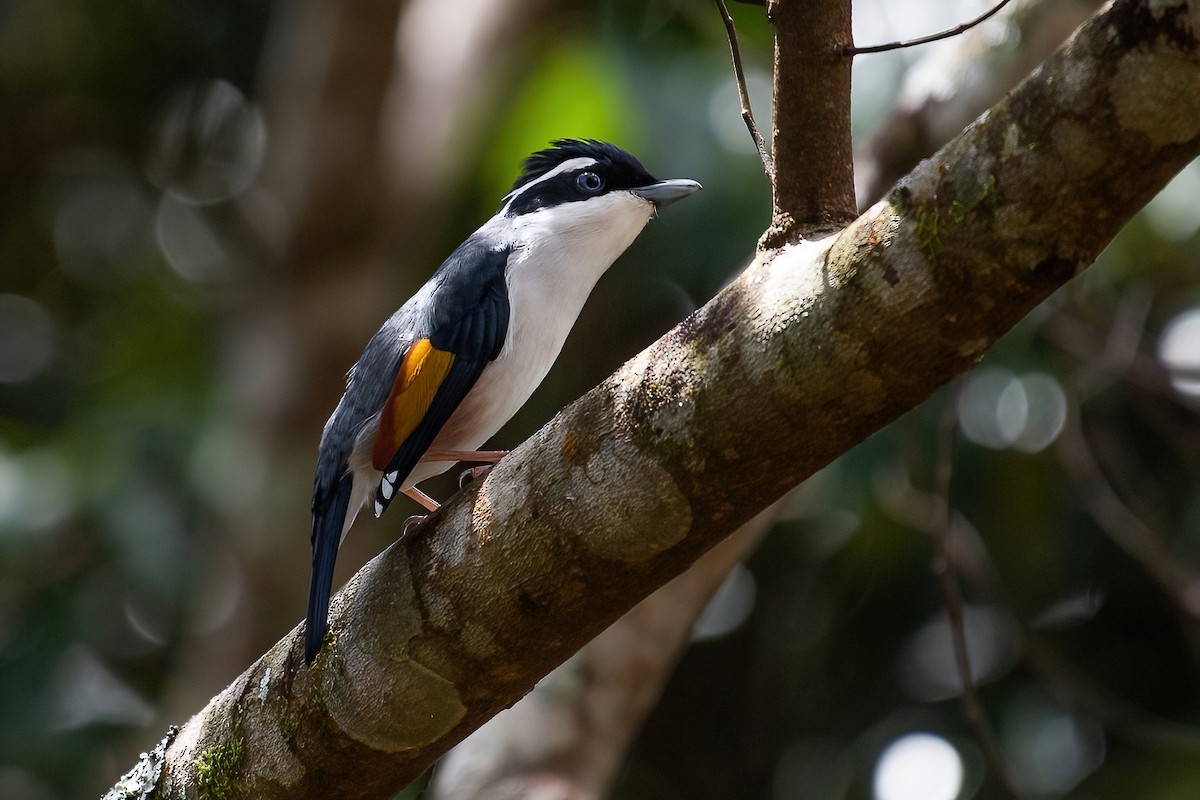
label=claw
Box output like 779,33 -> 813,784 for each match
402,515 -> 427,536
459,464 -> 495,488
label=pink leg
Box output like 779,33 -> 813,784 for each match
421,449 -> 509,464
403,486 -> 440,512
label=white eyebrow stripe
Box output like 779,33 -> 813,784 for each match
501,156 -> 598,215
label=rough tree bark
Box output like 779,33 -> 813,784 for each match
105,1 -> 1200,798
427,510 -> 776,800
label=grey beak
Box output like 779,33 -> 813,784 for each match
632,178 -> 703,208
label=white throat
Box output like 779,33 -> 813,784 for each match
509,190 -> 654,306
420,191 -> 656,468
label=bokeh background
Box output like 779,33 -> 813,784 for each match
3,0 -> 1200,797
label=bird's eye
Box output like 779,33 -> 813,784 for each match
576,171 -> 604,193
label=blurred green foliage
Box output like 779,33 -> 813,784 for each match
480,42 -> 641,203
2,1 -> 1200,799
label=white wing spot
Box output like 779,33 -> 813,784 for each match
374,500 -> 384,518
381,479 -> 394,500
386,470 -> 398,483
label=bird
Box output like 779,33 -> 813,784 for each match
305,139 -> 701,663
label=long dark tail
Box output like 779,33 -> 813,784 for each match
306,473 -> 354,664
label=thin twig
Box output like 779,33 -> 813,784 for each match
1041,313 -> 1183,406
932,381 -> 1025,799
846,0 -> 1016,56
1045,295 -> 1200,619
1057,400 -> 1200,619
713,0 -> 773,178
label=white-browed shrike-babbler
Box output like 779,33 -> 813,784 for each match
305,138 -> 701,663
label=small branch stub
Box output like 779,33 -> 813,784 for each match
767,0 -> 857,241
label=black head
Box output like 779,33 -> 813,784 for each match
502,139 -> 660,216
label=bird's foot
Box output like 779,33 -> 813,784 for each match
402,515 -> 427,536
459,464 -> 496,488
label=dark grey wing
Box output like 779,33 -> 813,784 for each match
306,238 -> 510,662
369,238 -> 512,515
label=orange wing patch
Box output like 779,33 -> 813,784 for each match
372,338 -> 456,470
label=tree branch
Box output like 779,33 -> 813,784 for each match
765,0 -> 856,242
117,1 -> 1200,797
427,510 -> 775,799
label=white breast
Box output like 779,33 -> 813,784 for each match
410,190 -> 655,485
